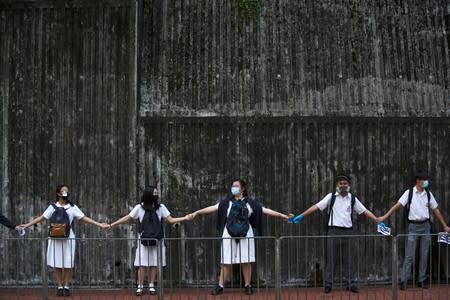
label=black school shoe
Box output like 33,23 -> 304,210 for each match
324,286 -> 332,293
211,284 -> 223,295
63,287 -> 71,296
417,281 -> 429,289
56,287 -> 64,297
399,281 -> 406,290
244,285 -> 253,295
347,285 -> 359,293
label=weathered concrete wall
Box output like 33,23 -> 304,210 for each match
0,0 -> 138,284
0,0 -> 449,287
140,0 -> 450,117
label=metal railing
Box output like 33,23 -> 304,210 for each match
1,234 -> 450,299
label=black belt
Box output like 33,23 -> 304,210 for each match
329,226 -> 353,230
408,219 -> 429,224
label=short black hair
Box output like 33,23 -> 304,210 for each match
335,175 -> 351,183
414,172 -> 429,181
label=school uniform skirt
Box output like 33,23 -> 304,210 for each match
47,232 -> 76,269
221,227 -> 255,264
134,240 -> 167,267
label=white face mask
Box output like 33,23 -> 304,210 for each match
336,185 -> 350,194
422,180 -> 429,189
61,191 -> 70,198
231,187 -> 241,196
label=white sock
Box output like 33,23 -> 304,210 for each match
149,283 -> 154,288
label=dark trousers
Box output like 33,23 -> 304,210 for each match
324,227 -> 356,288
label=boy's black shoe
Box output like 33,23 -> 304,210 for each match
324,286 -> 332,293
211,284 -> 223,295
348,285 -> 359,293
399,281 -> 406,290
56,288 -> 64,297
417,281 -> 429,289
63,288 -> 71,296
244,285 -> 253,295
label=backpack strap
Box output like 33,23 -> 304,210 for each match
404,187 -> 414,222
328,193 -> 337,227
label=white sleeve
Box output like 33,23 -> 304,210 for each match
353,197 -> 367,215
72,205 -> 85,220
398,190 -> 409,207
128,204 -> 141,219
429,192 -> 438,210
159,204 -> 171,218
315,193 -> 332,211
42,205 -> 55,219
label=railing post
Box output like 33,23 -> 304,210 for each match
41,238 -> 48,300
275,238 -> 281,300
392,236 -> 398,300
157,239 -> 163,300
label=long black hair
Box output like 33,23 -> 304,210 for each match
142,186 -> 161,209
55,184 -> 74,206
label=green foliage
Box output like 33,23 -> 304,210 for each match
238,0 -> 260,19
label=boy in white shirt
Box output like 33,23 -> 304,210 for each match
292,175 -> 378,294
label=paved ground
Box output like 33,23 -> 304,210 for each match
1,286 -> 449,300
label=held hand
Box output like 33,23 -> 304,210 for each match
376,216 -> 386,223
279,213 -> 289,221
186,213 -> 196,221
444,225 -> 450,234
288,214 -> 303,224
17,223 -> 28,229
100,223 -> 111,230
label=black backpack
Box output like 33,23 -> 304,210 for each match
140,205 -> 164,246
48,204 -> 71,238
226,199 -> 250,238
327,192 -> 356,228
404,187 -> 431,223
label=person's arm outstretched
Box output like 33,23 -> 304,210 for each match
188,205 -> 218,220
433,208 -> 450,233
363,210 -> 378,223
109,215 -> 133,229
19,215 -> 46,229
291,204 -> 321,223
262,207 -> 289,221
377,202 -> 402,223
81,216 -> 110,229
165,215 -> 190,224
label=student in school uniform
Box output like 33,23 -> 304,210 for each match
378,172 -> 450,290
20,184 -> 109,297
0,212 -> 21,232
291,175 -> 378,294
189,179 -> 289,295
108,186 -> 190,296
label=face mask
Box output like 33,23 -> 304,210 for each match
422,180 -> 429,189
231,187 -> 241,196
336,186 -> 350,194
61,191 -> 70,199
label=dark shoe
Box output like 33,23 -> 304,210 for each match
348,285 -> 359,293
63,288 -> 71,296
136,287 -> 143,296
149,286 -> 157,295
417,281 -> 429,289
399,281 -> 406,290
211,284 -> 223,295
324,286 -> 332,293
244,285 -> 253,295
56,288 -> 64,297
